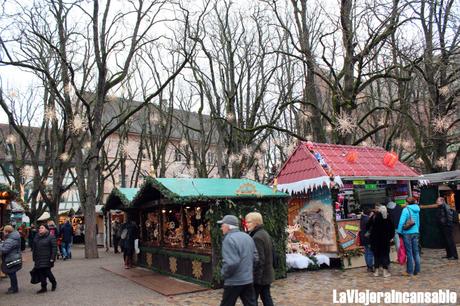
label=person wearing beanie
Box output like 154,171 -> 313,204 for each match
368,204 -> 395,277
33,224 -> 58,293
218,215 -> 258,306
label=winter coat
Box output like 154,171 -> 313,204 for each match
121,222 -> 138,256
33,232 -> 57,268
359,214 -> 371,246
388,205 -> 403,229
368,213 -> 395,257
438,203 -> 456,227
397,204 -> 421,235
249,225 -> 275,285
221,228 -> 258,286
60,222 -> 73,243
0,231 -> 22,274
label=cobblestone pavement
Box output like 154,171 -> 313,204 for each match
1,245 -> 459,306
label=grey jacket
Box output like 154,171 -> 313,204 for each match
0,230 -> 22,274
221,228 -> 258,286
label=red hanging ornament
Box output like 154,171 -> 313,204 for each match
345,151 -> 358,163
305,141 -> 314,151
383,151 -> 398,168
241,218 -> 248,232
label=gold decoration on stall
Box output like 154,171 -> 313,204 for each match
191,260 -> 203,279
169,257 -> 177,273
146,253 -> 153,268
236,183 -> 259,195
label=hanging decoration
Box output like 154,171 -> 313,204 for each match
383,151 -> 398,168
305,141 -> 314,151
169,257 -> 178,273
345,151 -> 358,163
192,260 -> 203,279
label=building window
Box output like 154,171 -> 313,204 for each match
174,149 -> 182,162
207,152 -> 215,164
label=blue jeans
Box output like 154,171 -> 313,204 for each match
364,245 -> 374,268
62,241 -> 72,258
402,234 -> 420,275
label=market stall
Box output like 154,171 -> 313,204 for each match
0,183 -> 17,228
125,177 -> 289,288
275,141 -> 421,267
418,170 -> 460,248
103,188 -> 138,248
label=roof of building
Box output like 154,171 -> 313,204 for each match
276,142 -> 421,192
104,187 -> 139,211
420,170 -> 460,184
130,177 -> 289,206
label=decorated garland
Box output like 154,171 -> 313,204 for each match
206,198 -> 288,284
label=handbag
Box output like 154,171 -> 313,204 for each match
30,268 -> 40,284
403,208 -> 415,230
5,252 -> 22,269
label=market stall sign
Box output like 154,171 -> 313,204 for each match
236,183 -> 258,195
353,180 -> 365,185
364,184 -> 377,190
395,199 -> 406,205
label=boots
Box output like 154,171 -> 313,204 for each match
383,269 -> 391,278
37,287 -> 47,294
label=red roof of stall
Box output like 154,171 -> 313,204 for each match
276,142 -> 420,185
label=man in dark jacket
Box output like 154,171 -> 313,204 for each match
359,207 -> 374,272
33,224 -> 57,293
246,212 -> 275,306
218,215 -> 258,306
60,220 -> 73,260
436,197 -> 458,260
387,201 -> 403,250
0,225 -> 22,294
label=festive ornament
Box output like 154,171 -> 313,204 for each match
345,151 -> 358,163
192,260 -> 203,279
169,257 -> 177,273
306,141 -> 314,151
383,151 -> 398,168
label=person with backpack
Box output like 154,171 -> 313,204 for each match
120,220 -> 138,269
397,197 -> 421,277
245,212 -> 274,306
436,197 -> 458,260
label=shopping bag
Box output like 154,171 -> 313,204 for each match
30,268 -> 40,284
397,235 -> 406,265
134,239 -> 140,254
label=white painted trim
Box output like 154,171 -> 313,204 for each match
278,176 -> 344,193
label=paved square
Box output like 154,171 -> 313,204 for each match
1,245 -> 459,306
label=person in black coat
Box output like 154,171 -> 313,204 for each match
359,207 -> 374,272
121,220 -> 138,269
436,197 -> 459,260
33,224 -> 57,293
368,205 -> 395,278
246,212 -> 274,306
0,225 -> 22,294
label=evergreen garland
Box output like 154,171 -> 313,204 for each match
206,198 -> 288,285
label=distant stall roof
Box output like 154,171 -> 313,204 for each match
104,188 -> 139,212
276,142 -> 421,193
130,177 -> 289,206
419,170 -> 460,184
